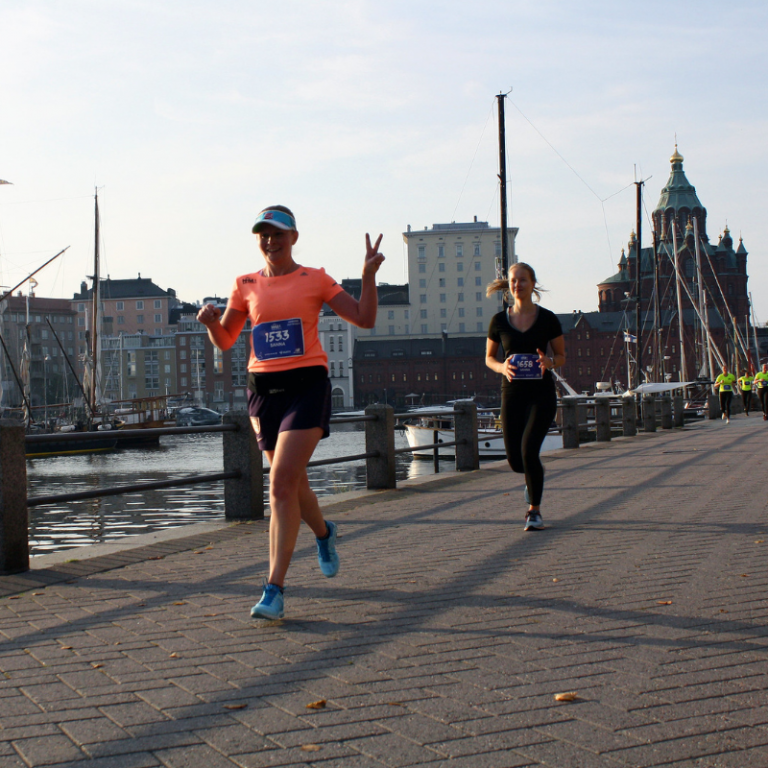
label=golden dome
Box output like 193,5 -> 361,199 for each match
670,144 -> 684,164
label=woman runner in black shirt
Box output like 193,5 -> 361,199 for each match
486,263 -> 566,530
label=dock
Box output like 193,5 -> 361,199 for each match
2,414 -> 768,767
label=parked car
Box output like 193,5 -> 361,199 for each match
174,407 -> 222,427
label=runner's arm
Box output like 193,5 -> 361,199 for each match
197,304 -> 248,351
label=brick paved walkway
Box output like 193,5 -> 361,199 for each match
2,415 -> 768,767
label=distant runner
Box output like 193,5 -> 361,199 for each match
198,205 -> 384,620
738,371 -> 754,416
714,364 -> 736,424
485,263 -> 566,531
754,364 -> 768,421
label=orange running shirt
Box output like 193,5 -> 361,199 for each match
227,266 -> 344,373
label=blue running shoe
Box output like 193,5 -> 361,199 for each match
524,486 -> 531,505
251,580 -> 284,620
524,512 -> 544,531
316,520 -> 339,578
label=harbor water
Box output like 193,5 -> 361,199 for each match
26,424 -> 455,557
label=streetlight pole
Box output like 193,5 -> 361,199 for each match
44,354 -> 51,429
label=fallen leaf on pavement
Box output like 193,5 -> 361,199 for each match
169,653 -> 179,658
657,601 -> 672,605
554,692 -> 578,702
173,602 -> 186,606
306,700 -> 326,709
223,703 -> 248,710
301,745 -> 321,752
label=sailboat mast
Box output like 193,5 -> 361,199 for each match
496,93 -> 510,299
90,189 -> 100,416
671,224 -> 687,381
634,179 -> 643,388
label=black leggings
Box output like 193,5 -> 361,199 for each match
501,388 -> 557,507
759,388 -> 768,417
720,390 -> 733,419
741,390 -> 752,415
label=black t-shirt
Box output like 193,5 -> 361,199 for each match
488,306 -> 563,393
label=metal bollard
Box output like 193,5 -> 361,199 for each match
622,395 -> 637,437
223,412 -> 264,520
642,394 -> 657,432
365,404 -> 396,489
0,422 -> 29,574
660,396 -> 673,429
453,400 -> 479,472
562,397 -> 580,449
673,395 -> 685,427
707,392 -> 720,420
595,398 -> 611,442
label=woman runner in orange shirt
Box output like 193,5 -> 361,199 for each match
198,205 -> 384,619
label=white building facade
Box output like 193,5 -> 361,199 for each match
403,218 -> 517,336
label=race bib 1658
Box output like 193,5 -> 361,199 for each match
509,353 -> 542,380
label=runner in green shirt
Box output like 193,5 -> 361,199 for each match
714,364 -> 736,423
738,371 -> 754,416
754,364 -> 768,421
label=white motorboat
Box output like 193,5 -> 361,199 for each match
402,405 -> 562,459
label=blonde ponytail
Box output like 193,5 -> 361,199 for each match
486,262 -> 544,303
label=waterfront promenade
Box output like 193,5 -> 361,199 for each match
2,415 -> 768,767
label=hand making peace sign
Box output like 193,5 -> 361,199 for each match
363,233 -> 385,276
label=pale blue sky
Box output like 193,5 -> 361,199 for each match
1,1 -> 766,320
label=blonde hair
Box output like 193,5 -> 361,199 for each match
486,262 -> 544,303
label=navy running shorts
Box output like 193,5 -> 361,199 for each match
247,372 -> 332,452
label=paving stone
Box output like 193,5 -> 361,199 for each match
12,733 -> 84,765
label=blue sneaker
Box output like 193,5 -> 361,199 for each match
251,581 -> 284,620
316,521 -> 339,578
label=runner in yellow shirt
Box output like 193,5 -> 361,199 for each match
714,364 -> 736,423
738,371 -> 754,416
754,364 -> 768,421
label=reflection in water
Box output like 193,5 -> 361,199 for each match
27,425 -> 455,556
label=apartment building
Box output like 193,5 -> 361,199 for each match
403,218 -> 516,336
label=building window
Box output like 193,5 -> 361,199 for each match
438,262 -> 445,273
457,293 -> 464,302
440,309 -> 447,318
458,308 -> 465,318
475,262 -> 482,271
421,324 -> 428,333
338,336 -> 343,352
214,347 -> 223,374
440,294 -> 446,303
136,300 -> 144,310
495,242 -> 501,256
474,243 -> 481,257
459,323 -> 465,332
477,322 -> 484,332
439,278 -> 445,287
78,317 -> 85,326
420,310 -> 427,319
389,325 -> 395,335
136,314 -> 144,324
388,310 -> 395,319
330,362 -> 336,376
77,303 -> 85,311
117,316 -> 125,325
420,294 -> 427,304
419,264 -> 426,273
329,337 -> 335,352
180,336 -> 186,346
180,363 -> 187,373
418,245 -> 425,259
154,300 -> 162,309
339,362 -> 344,376
181,376 -> 187,387
457,262 -> 463,272
154,314 -> 162,323
419,279 -> 426,288
456,243 -> 463,257
116,301 -> 124,310
438,244 -> 445,258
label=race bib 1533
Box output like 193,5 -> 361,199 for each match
252,318 -> 304,361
